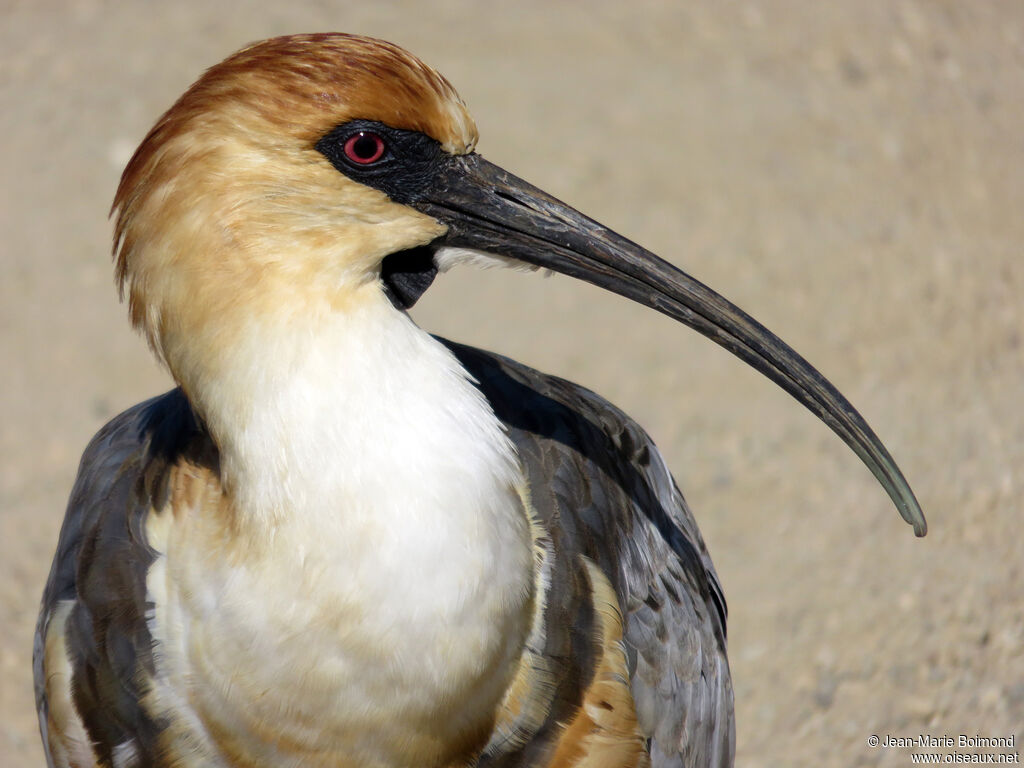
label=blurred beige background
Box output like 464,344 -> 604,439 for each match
2,2 -> 1022,766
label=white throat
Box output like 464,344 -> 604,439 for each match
200,295 -> 522,524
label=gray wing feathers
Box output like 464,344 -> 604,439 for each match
445,339 -> 735,767
34,391 -> 198,766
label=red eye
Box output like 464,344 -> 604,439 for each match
343,131 -> 386,164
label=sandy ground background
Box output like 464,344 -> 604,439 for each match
2,1 -> 1022,766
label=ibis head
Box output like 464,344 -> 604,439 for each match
113,33 -> 924,535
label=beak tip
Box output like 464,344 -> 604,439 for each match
904,501 -> 928,537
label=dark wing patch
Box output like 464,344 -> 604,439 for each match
34,390 -> 208,767
444,339 -> 734,768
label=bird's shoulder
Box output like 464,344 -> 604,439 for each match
34,389 -> 208,768
38,389 -> 204,607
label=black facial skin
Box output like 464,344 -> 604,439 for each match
316,120 -> 453,307
316,119 -> 447,205
378,245 -> 437,309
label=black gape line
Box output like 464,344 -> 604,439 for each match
380,246 -> 438,309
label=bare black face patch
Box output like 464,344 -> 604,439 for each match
316,119 -> 446,205
317,119 -> 457,309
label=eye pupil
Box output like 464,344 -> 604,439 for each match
351,134 -> 377,158
344,132 -> 385,164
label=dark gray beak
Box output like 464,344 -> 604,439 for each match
414,153 -> 926,536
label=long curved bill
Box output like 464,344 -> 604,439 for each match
415,153 -> 926,536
